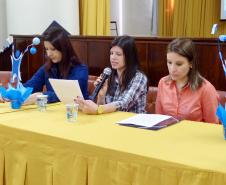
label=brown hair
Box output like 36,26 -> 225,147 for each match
43,27 -> 81,78
108,35 -> 140,94
167,38 -> 203,90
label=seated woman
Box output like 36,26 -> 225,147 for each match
156,38 -> 219,123
75,35 -> 148,114
23,27 -> 89,104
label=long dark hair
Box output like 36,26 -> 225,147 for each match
108,35 -> 139,95
167,38 -> 203,90
43,27 -> 81,78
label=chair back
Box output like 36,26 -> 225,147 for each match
0,71 -> 11,88
88,75 -> 97,95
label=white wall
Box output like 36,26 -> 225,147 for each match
110,0 -> 157,36
122,0 -> 152,36
0,0 -> 7,49
6,0 -> 80,35
110,0 -> 121,36
221,0 -> 226,20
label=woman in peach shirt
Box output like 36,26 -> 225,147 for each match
156,38 -> 219,123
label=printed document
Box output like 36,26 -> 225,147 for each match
49,78 -> 83,104
117,114 -> 177,128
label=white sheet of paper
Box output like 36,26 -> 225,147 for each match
117,114 -> 172,127
49,78 -> 83,104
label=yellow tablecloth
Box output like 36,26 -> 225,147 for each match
0,103 -> 225,185
0,102 -> 60,114
0,102 -> 36,114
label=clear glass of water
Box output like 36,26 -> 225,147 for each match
66,103 -> 79,122
36,94 -> 48,112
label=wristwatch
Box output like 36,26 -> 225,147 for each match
97,105 -> 104,114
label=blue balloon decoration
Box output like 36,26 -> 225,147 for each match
32,37 -> 40,45
5,36 -> 40,109
30,47 -> 37,55
15,50 -> 21,58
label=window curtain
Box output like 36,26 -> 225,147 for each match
79,0 -> 110,35
158,0 -> 226,37
158,0 -> 174,36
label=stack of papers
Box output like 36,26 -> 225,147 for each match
117,114 -> 179,130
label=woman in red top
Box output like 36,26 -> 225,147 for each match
156,38 -> 219,123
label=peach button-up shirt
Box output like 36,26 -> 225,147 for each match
156,76 -> 219,123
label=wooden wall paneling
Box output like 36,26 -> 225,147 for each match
148,40 -> 169,87
220,44 -> 226,90
87,40 -> 111,75
0,46 -> 12,71
195,41 -> 225,90
135,42 -> 149,81
11,35 -> 226,90
27,40 -> 45,82
70,39 -> 88,65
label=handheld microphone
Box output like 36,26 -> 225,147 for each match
219,35 -> 226,42
89,67 -> 112,101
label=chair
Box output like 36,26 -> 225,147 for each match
217,90 -> 226,107
88,75 -> 97,95
146,86 -> 158,113
0,71 -> 11,88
